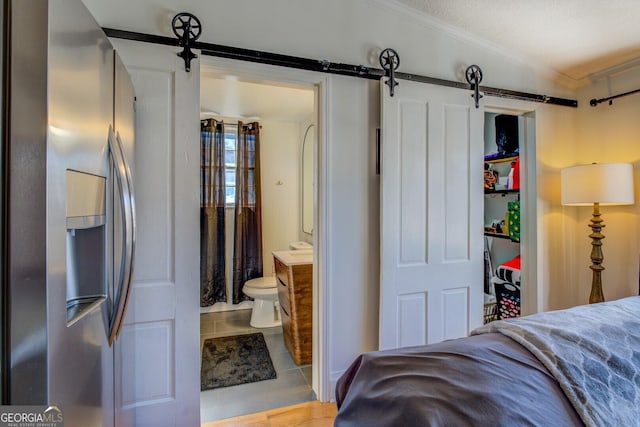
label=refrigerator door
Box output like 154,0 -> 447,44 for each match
0,1 -> 4,403
47,0 -> 116,424
110,51 -> 137,343
114,51 -> 136,175
107,127 -> 136,345
6,0 -> 48,405
6,0 -> 115,425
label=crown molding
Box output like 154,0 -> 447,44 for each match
585,57 -> 640,83
371,0 -> 580,90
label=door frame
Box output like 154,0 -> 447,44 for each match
483,96 -> 539,316
199,55 -> 331,401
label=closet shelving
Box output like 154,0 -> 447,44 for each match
483,154 -> 520,241
484,188 -> 519,195
484,232 -> 513,240
484,113 -> 522,324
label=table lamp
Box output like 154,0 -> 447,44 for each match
561,162 -> 635,303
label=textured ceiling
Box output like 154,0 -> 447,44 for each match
396,0 -> 640,83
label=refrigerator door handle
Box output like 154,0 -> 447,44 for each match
108,126 -> 136,346
114,130 -> 136,340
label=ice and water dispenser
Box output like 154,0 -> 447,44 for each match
65,169 -> 107,325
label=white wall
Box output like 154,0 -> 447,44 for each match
261,120 -> 302,274
83,0 -> 575,96
84,0 -> 585,399
535,104 -> 578,310
327,77 -> 380,387
570,69 -> 640,304
519,68 -> 640,310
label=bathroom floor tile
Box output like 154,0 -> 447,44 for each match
200,308 -> 314,423
259,325 -> 284,336
263,369 -> 317,408
214,322 -> 253,335
199,315 -> 217,335
263,331 -> 288,355
301,365 -> 313,387
269,345 -> 297,373
215,317 -> 251,331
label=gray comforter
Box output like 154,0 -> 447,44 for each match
335,297 -> 640,426
335,332 -> 582,426
472,296 -> 640,427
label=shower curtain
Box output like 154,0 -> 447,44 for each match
200,119 -> 227,306
232,121 -> 263,304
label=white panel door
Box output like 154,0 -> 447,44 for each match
379,79 -> 484,350
111,40 -> 201,427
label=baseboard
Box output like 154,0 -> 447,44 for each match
199,301 -> 253,314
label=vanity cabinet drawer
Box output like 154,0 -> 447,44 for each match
279,304 -> 294,354
272,254 -> 313,365
277,277 -> 290,312
275,258 -> 290,287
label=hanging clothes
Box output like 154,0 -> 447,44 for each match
200,119 -> 227,306
232,121 -> 263,304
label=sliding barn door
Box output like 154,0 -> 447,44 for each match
379,79 -> 484,350
111,40 -> 201,426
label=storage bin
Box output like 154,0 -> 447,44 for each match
494,280 -> 521,319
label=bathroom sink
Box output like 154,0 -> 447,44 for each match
289,241 -> 312,250
289,249 -> 312,256
272,249 -> 313,265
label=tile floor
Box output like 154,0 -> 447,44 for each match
200,309 -> 315,422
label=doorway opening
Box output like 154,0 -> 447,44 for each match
198,63 -> 321,422
482,102 -> 538,325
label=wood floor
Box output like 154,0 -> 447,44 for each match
201,401 -> 338,427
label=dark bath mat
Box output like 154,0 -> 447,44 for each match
201,332 -> 276,391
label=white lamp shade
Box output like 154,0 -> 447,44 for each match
561,162 -> 635,206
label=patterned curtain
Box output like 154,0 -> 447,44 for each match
232,121 -> 263,304
200,119 -> 227,306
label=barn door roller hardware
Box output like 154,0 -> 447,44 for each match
590,87 -> 640,107
465,65 -> 483,108
379,48 -> 400,97
102,26 -> 577,108
172,12 -> 201,72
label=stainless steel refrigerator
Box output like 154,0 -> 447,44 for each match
4,0 -> 136,425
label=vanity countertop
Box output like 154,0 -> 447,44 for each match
272,249 -> 313,266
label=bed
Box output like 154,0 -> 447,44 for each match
335,296 -> 640,427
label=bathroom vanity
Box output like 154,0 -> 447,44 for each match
273,250 -> 312,365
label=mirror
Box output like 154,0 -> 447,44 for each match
302,124 -> 314,235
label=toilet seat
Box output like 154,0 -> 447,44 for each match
242,285 -> 277,298
244,276 -> 276,289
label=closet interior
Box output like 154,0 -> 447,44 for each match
483,113 -> 522,323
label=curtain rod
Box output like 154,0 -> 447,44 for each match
589,88 -> 640,106
103,27 -> 578,108
201,118 -> 261,128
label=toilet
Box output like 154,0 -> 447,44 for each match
244,242 -> 312,328
243,276 -> 281,328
